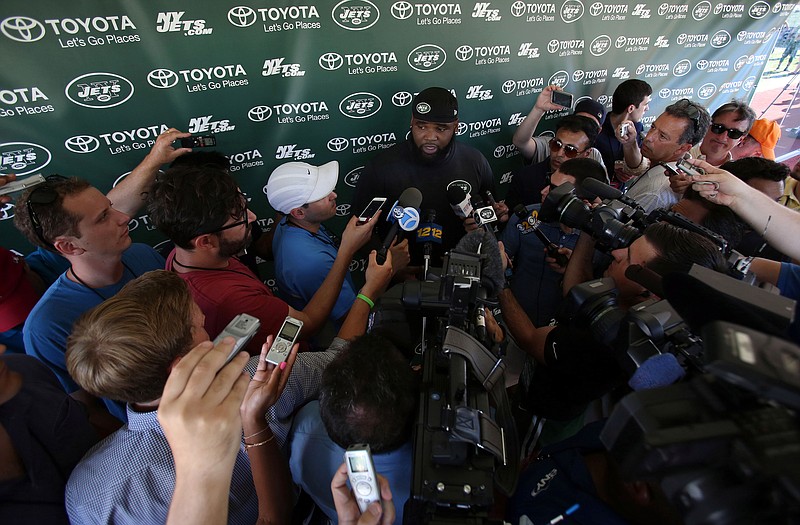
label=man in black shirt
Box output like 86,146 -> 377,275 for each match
353,87 -> 497,268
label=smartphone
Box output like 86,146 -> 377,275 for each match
551,90 -> 573,109
619,123 -> 630,139
358,197 -> 386,223
265,316 -> 303,366
214,313 -> 261,365
0,173 -> 46,197
179,135 -> 217,148
344,444 -> 381,513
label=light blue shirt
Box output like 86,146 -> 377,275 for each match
272,217 -> 356,324
288,401 -> 413,524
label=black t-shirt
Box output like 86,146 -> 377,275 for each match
519,324 -> 627,420
353,139 -> 494,266
504,156 -> 551,212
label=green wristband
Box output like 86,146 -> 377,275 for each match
356,293 -> 374,309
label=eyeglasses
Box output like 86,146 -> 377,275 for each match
26,175 -> 68,247
196,193 -> 249,235
709,123 -> 746,140
549,138 -> 583,159
673,99 -> 700,133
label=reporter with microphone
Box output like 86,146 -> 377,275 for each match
501,158 -> 607,327
353,87 -> 495,269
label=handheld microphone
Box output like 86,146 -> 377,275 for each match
513,204 -> 568,266
471,194 -> 498,233
377,187 -> 422,264
447,185 -> 473,219
417,209 -> 442,247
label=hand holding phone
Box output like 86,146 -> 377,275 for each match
179,135 -> 217,148
551,90 -> 573,109
358,197 -> 386,223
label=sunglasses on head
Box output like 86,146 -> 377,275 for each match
549,138 -> 583,159
26,174 -> 69,248
674,98 -> 700,133
709,123 -> 746,140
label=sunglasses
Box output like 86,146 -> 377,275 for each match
709,123 -> 746,140
549,138 -> 583,159
26,174 -> 68,247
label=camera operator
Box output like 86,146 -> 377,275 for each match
500,223 -> 727,445
506,420 -> 684,525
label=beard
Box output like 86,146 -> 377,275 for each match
412,136 -> 454,165
218,225 -> 252,258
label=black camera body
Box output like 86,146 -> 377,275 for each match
371,249 -> 518,525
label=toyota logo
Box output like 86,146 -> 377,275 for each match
391,1 -> 413,19
734,55 -> 748,71
502,80 -> 516,94
696,59 -> 709,70
659,88 -> 672,99
456,122 -> 468,136
336,204 -> 351,216
547,39 -> 560,53
391,91 -> 413,106
319,52 -> 344,71
1,16 -> 45,42
590,2 -> 603,16
65,135 -> 100,154
493,146 -> 506,158
455,45 -> 474,61
147,69 -> 179,89
615,36 -> 627,48
228,6 -> 257,27
328,137 -> 349,152
511,1 -> 527,17
248,105 -> 273,122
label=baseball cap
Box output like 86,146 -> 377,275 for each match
0,248 -> 40,332
574,98 -> 606,126
267,160 -> 338,214
748,119 -> 781,160
412,87 -> 458,123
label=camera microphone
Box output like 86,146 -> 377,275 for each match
377,187 -> 422,264
454,229 -> 505,297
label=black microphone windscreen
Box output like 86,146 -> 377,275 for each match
447,184 -> 467,204
398,187 -> 423,209
581,177 -> 621,200
454,229 -> 505,296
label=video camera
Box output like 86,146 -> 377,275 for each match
601,320 -> 800,524
539,179 -> 762,282
371,232 -> 518,525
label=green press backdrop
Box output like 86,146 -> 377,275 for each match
0,0 -> 795,279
